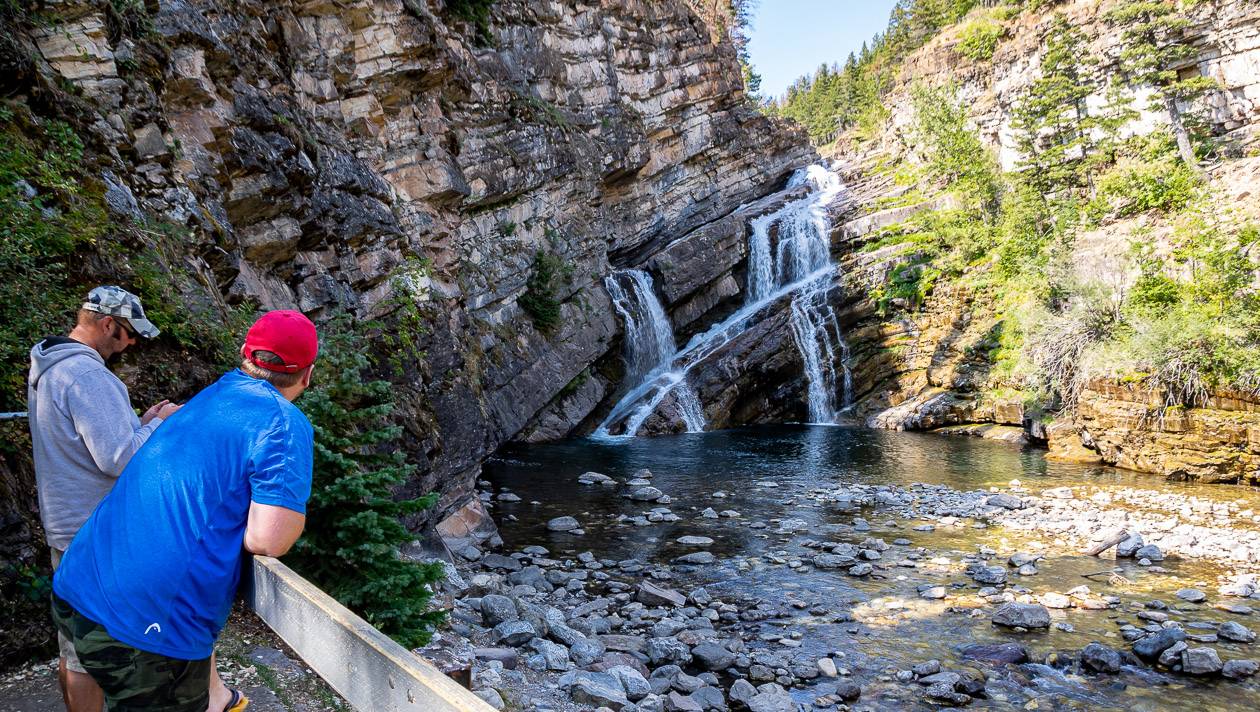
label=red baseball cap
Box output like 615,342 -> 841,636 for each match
241,310 -> 319,373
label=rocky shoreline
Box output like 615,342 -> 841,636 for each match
420,466 -> 1260,711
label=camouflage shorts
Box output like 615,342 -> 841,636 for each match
50,592 -> 210,712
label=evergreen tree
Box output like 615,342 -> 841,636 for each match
288,313 -> 446,649
1011,14 -> 1097,196
1105,0 -> 1217,169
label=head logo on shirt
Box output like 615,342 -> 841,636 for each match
144,623 -> 161,635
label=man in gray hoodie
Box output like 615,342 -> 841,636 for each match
28,286 -> 178,712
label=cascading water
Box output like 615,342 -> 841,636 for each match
595,164 -> 852,439
599,270 -> 706,436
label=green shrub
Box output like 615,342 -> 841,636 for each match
443,0 -> 495,45
874,260 -> 941,315
289,314 -> 446,648
518,250 -> 572,334
1086,157 -> 1200,221
957,20 -> 1004,61
0,109 -> 106,409
910,84 -> 1003,215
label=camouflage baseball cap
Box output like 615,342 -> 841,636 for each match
82,286 -> 160,339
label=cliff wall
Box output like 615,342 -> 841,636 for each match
0,0 -> 814,664
824,0 -> 1260,484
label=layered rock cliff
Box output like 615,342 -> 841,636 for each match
818,0 -> 1260,484
0,0 -> 816,663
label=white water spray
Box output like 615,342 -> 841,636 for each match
594,164 -> 852,439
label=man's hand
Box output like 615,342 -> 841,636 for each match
141,400 -> 182,425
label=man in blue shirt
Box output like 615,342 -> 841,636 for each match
51,310 -> 319,712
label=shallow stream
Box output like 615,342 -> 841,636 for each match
482,426 -> 1260,710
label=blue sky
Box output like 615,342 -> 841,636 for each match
747,1 -> 900,101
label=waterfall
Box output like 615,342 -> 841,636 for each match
598,270 -> 706,436
594,164 -> 848,439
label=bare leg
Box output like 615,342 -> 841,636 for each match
58,656 -> 105,712
206,652 -> 233,712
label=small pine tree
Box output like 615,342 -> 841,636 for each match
1011,13 -> 1097,196
288,313 -> 446,649
1106,0 -> 1217,169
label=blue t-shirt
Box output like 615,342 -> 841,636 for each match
53,369 -> 313,660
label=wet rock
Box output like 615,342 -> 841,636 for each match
547,516 -> 581,532
834,679 -> 861,701
973,566 -> 1007,585
955,671 -> 986,697
919,585 -> 947,600
912,660 -> 941,677
675,552 -> 717,565
691,685 -> 726,711
1223,659 -> 1260,679
579,472 -> 615,485
923,682 -> 970,706
692,641 -> 736,671
960,642 -> 1029,664
677,536 -> 715,546
1132,628 -> 1186,661
1159,642 -> 1189,668
494,620 -> 536,646
701,508 -> 719,519
638,582 -> 686,607
817,658 -> 838,677
630,487 -> 666,501
812,554 -> 855,569
1134,544 -> 1165,561
917,671 -> 960,687
572,639 -> 607,667
991,603 -> 1050,629
1176,588 -> 1207,603
848,563 -> 874,576
1219,621 -> 1256,643
1081,642 -> 1122,673
481,553 -> 523,572
1181,647 -> 1223,675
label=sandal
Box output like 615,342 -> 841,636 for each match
223,688 -> 249,712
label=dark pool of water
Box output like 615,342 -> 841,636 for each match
482,425 -> 1260,710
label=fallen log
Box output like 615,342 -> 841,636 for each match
1082,529 -> 1129,557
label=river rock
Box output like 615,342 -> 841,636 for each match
638,582 -> 686,607
848,563 -> 874,576
746,686 -> 796,712
834,679 -> 861,700
674,551 -> 717,565
630,487 -> 665,501
1223,659 -> 1260,679
692,641 -> 736,671
665,690 -> 703,711
917,671 -> 960,687
676,535 -> 714,546
986,493 -> 1024,510
528,638 -> 570,670
547,516 -> 580,532
579,472 -> 615,485
647,637 -> 693,666
1116,533 -> 1145,558
973,566 -> 1007,585
480,553 -> 523,572
1219,621 -> 1256,643
1133,628 -> 1186,661
923,682 -> 970,706
729,679 -> 757,706
991,603 -> 1050,629
1039,592 -> 1072,609
608,665 -> 651,701
919,585 -> 947,600
960,642 -> 1029,664
817,658 -> 838,677
1181,647 -> 1223,675
481,595 -> 519,626
572,639 -> 606,667
570,671 -> 630,709
1176,588 -> 1207,603
494,620 -> 536,646
813,554 -> 855,569
1081,642 -> 1122,673
701,507 -> 718,518
1134,544 -> 1165,561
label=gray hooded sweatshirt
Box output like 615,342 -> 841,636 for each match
28,337 -> 163,550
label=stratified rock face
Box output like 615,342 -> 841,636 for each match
18,0 -> 813,515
